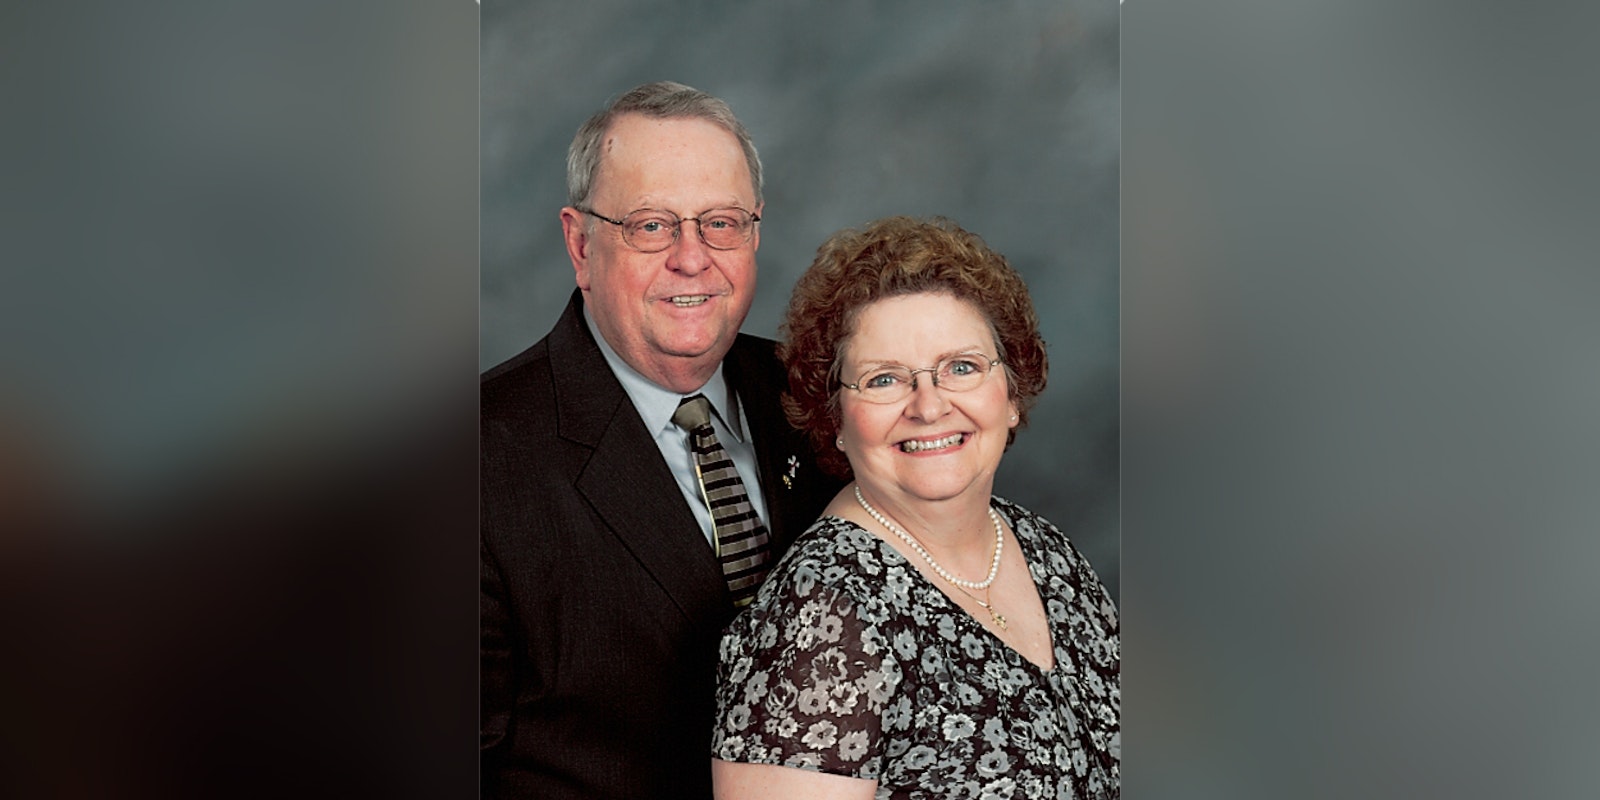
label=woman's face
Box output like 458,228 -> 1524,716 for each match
836,292 -> 1019,509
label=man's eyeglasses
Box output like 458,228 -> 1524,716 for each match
576,206 -> 760,253
840,352 -> 1003,404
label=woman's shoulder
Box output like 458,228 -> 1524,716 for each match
991,495 -> 1118,622
990,494 -> 1047,523
989,495 -> 1063,547
992,495 -> 1086,560
751,516 -> 895,616
784,515 -> 887,566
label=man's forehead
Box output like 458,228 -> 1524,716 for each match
593,115 -> 754,206
602,114 -> 739,155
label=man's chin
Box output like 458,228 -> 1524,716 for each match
657,339 -> 733,363
653,325 -> 739,360
637,337 -> 740,393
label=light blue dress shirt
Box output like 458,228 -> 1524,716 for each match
584,308 -> 771,548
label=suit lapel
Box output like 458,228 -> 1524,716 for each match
548,293 -> 727,622
724,338 -> 802,552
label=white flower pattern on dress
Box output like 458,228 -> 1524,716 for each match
712,498 -> 1119,799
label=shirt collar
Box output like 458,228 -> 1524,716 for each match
584,305 -> 744,441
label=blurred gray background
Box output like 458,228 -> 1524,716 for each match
1122,2 -> 1600,798
481,0 -> 1121,598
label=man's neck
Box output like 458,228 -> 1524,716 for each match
581,306 -> 727,395
638,357 -> 722,395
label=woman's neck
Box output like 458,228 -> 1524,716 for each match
848,482 -> 997,565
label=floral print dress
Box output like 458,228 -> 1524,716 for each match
712,497 -> 1119,799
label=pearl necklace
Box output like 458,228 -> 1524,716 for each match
854,486 -> 1003,590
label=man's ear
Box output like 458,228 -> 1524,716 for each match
560,207 -> 591,289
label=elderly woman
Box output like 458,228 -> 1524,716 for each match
710,217 -> 1119,798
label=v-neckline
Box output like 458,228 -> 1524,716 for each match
845,506 -> 1060,674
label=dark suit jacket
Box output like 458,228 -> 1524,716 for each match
481,291 -> 839,799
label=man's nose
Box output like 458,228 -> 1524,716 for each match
666,220 -> 712,274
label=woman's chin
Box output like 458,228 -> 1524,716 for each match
882,472 -> 994,506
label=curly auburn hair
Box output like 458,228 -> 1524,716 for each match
779,216 -> 1049,479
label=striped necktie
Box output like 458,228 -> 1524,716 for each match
672,394 -> 772,608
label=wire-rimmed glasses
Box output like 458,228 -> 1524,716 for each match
840,352 -> 1003,404
576,206 -> 760,252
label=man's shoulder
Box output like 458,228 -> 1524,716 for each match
480,335 -> 555,414
482,333 -> 550,383
730,330 -> 780,354
482,293 -> 591,407
726,332 -> 783,382
482,289 -> 590,397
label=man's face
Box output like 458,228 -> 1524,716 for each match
562,114 -> 760,393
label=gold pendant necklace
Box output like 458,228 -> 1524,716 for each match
956,584 -> 1007,630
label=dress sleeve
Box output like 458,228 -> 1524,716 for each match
712,560 -> 901,781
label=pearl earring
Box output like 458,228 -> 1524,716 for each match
1010,415 -> 1018,422
836,437 -> 844,448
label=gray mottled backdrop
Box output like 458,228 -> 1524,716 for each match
481,0 -> 1120,598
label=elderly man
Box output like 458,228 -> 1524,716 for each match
480,82 -> 838,799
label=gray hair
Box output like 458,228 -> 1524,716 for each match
566,81 -> 763,209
